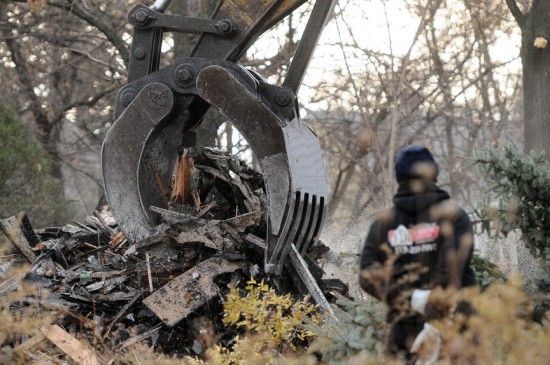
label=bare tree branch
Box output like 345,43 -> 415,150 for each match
10,0 -> 130,66
3,32 -> 66,178
505,0 -> 527,27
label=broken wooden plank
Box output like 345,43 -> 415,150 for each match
14,317 -> 58,354
96,288 -> 141,302
86,276 -> 128,292
244,233 -> 266,257
14,332 -> 47,354
0,213 -> 39,263
148,208 -> 242,251
197,202 -> 216,218
149,206 -> 198,222
224,211 -> 262,229
155,172 -> 170,208
56,269 -> 130,283
288,243 -> 336,320
41,325 -> 101,365
173,230 -> 220,250
68,222 -> 95,234
26,350 -> 71,365
194,164 -> 231,184
143,257 -> 246,326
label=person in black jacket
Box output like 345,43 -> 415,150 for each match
359,146 -> 476,364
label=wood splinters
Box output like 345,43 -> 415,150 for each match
192,190 -> 201,212
155,172 -> 170,208
146,252 -> 154,293
171,151 -> 194,205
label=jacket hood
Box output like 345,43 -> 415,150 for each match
393,179 -> 450,215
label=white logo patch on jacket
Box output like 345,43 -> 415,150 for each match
388,224 -> 440,254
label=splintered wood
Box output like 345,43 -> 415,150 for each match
0,213 -> 39,263
171,150 -> 194,205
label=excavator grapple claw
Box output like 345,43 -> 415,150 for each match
102,0 -> 335,275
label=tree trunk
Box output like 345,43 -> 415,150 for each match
507,0 -> 550,159
172,0 -> 192,58
521,1 -> 550,159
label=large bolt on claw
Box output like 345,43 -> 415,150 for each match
174,65 -> 195,88
216,20 -> 234,34
134,9 -> 150,25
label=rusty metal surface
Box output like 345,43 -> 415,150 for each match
256,0 -> 308,35
191,0 -> 309,61
127,12 -> 163,83
196,66 -> 287,160
143,257 -> 245,326
106,58 -> 276,244
234,0 -> 309,60
105,60 -> 329,268
191,0 -> 280,61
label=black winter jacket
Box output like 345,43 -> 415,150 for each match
359,179 -> 476,304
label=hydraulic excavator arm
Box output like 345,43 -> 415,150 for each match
101,0 -> 336,281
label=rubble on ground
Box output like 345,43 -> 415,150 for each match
0,148 -> 344,361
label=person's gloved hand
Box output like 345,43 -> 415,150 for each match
411,289 -> 431,315
410,322 -> 441,365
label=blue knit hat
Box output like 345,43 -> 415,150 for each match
394,146 -> 438,183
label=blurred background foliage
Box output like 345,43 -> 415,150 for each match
0,100 -> 71,227
475,146 -> 550,261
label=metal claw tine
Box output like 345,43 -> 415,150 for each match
312,196 -> 325,240
273,191 -> 306,274
294,192 -> 312,252
300,194 -> 318,254
269,191 -> 301,272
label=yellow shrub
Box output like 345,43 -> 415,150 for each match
204,278 -> 324,364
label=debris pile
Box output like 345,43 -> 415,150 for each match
0,148 -> 341,360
